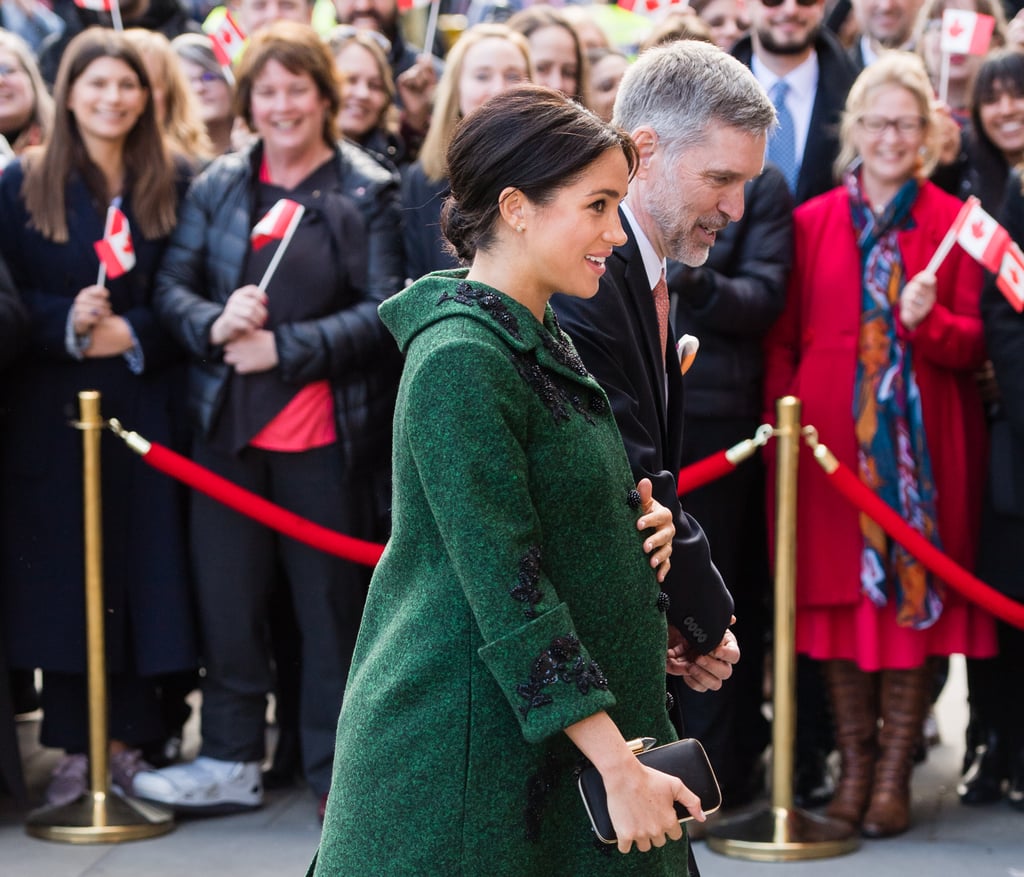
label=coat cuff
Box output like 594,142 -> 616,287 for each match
478,603 -> 616,744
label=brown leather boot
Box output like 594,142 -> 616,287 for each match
861,666 -> 931,838
823,661 -> 879,827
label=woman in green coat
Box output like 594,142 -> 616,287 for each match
312,86 -> 704,876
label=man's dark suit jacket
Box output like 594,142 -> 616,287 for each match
551,216 -> 734,657
732,29 -> 857,205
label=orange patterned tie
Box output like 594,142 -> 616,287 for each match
652,270 -> 669,358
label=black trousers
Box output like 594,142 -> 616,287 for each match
190,440 -> 368,796
674,416 -> 772,803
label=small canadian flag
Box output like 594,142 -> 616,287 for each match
93,205 -> 135,280
251,199 -> 304,250
209,11 -> 247,68
952,196 -> 1010,272
616,0 -> 687,13
941,9 -> 995,55
997,242 -> 1024,312
73,0 -> 116,10
397,0 -> 432,10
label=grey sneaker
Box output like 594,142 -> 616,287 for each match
45,753 -> 88,807
132,756 -> 263,814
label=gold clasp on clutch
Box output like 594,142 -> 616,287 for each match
625,737 -> 657,755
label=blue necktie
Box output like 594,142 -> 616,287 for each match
768,80 -> 799,195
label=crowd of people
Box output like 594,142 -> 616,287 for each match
1,0 -> 1024,871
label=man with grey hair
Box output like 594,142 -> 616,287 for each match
552,44 -> 772,857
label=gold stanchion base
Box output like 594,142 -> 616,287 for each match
706,806 -> 859,862
26,790 -> 175,844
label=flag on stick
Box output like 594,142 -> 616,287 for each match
397,0 -> 431,8
74,0 -> 123,30
616,0 -> 688,14
940,9 -> 995,55
94,203 -> 135,285
209,11 -> 246,72
952,195 -> 1010,272
997,242 -> 1024,312
251,199 -> 305,291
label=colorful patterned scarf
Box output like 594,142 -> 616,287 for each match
846,170 -> 944,629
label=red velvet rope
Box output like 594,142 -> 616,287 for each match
142,441 -> 385,567
677,449 -> 735,496
821,455 -> 1024,630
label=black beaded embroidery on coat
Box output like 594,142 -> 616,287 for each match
517,634 -> 608,719
523,751 -> 561,842
541,324 -> 589,378
437,281 -> 522,340
510,546 -> 543,619
511,352 -> 599,426
657,591 -> 671,613
627,489 -> 642,510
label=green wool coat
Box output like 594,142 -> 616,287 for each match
311,271 -> 689,876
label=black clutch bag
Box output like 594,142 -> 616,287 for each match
577,737 -> 722,844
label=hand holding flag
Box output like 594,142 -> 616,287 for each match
251,198 -> 305,291
94,202 -> 136,286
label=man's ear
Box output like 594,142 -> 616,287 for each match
631,127 -> 658,177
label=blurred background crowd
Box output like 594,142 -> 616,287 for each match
1,0 -> 1023,843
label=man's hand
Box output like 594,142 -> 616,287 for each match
667,620 -> 739,692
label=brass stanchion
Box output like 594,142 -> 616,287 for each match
706,396 -> 858,861
26,391 -> 174,843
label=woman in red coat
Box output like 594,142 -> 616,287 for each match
764,52 -> 996,838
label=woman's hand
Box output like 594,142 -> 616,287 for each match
931,102 -> 961,167
71,284 -> 111,336
603,758 -> 703,854
899,272 -> 937,331
210,284 -> 267,346
84,315 -> 134,358
224,328 -> 278,374
635,477 -> 673,582
396,55 -> 437,135
564,712 -> 703,855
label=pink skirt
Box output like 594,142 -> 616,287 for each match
796,591 -> 997,671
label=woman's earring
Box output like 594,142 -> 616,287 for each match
516,223 -> 525,233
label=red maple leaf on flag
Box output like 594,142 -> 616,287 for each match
971,220 -> 986,239
948,20 -> 963,37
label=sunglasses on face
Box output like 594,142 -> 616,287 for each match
330,25 -> 392,56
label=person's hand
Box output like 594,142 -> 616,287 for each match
669,622 -> 739,691
604,758 -> 704,854
224,328 -> 278,374
1008,9 -> 1024,51
396,55 -> 437,135
84,315 -> 134,357
71,284 -> 111,336
210,284 -> 267,346
899,272 -> 937,331
635,477 -> 673,582
931,101 -> 961,166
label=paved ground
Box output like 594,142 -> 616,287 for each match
2,657 -> 1022,876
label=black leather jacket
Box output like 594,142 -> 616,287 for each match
154,140 -> 404,474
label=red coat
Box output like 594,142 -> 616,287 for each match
764,182 -> 987,610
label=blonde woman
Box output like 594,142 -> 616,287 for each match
0,30 -> 54,155
401,23 -> 531,282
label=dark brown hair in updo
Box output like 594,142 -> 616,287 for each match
441,85 -> 637,264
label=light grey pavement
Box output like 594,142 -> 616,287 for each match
2,657 -> 1022,876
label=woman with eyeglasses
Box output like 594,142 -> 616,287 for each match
764,52 -> 997,839
327,26 -> 406,171
172,33 -> 236,157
